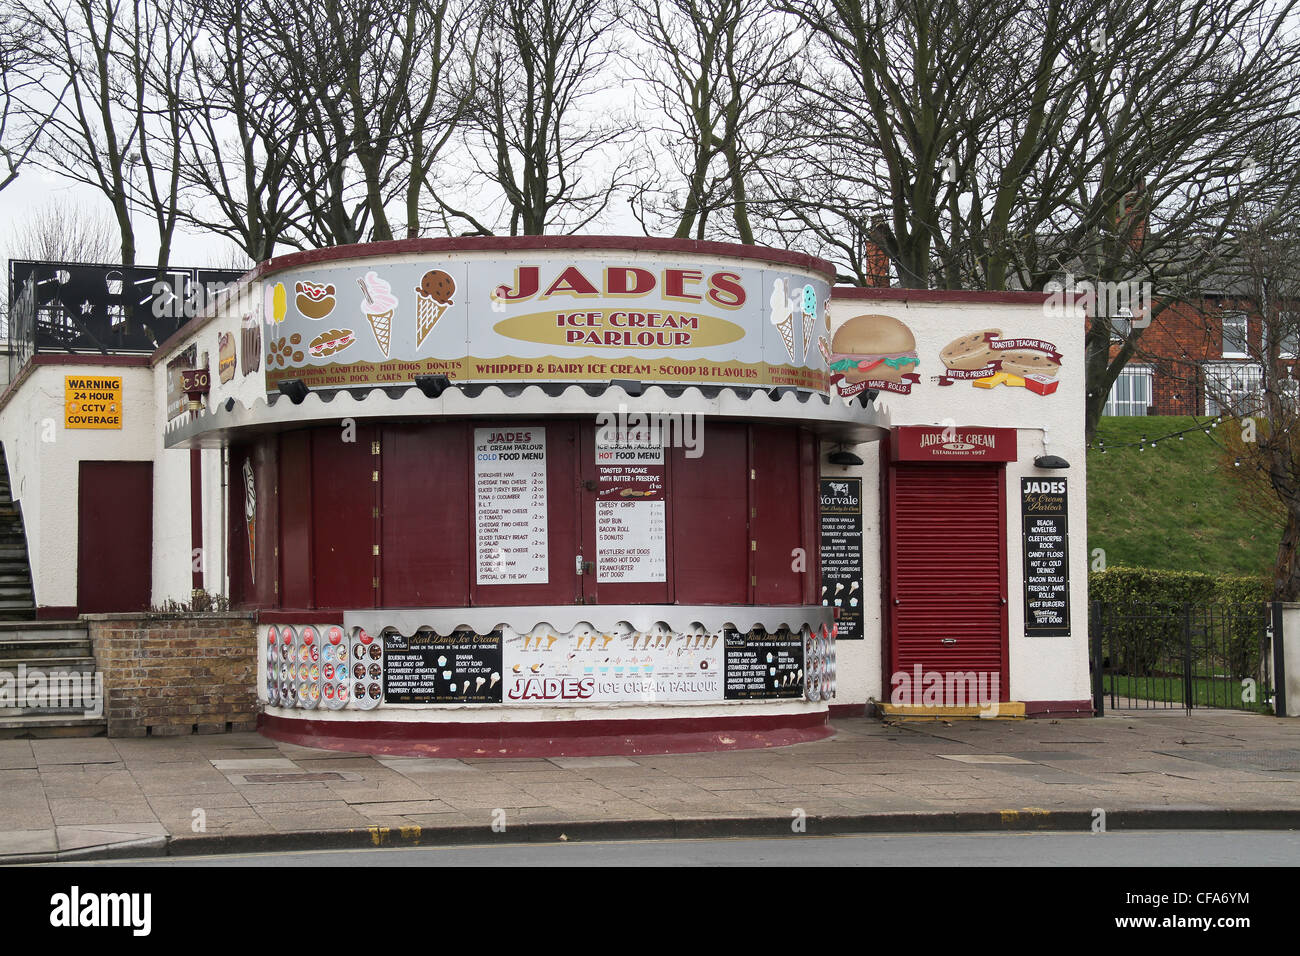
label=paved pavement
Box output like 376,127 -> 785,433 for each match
3,710 -> 1300,864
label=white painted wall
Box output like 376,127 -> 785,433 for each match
1280,604 -> 1300,717
825,294 -> 1089,707
0,364 -> 156,610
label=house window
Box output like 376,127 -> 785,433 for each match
1103,365 -> 1153,416
1222,311 -> 1248,358
1273,312 -> 1299,359
1204,361 -> 1263,416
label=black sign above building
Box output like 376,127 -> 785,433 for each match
7,260 -> 245,376
1021,478 -> 1070,636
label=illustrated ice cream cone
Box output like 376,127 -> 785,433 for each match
415,296 -> 446,345
415,270 -> 456,348
776,314 -> 797,363
358,272 -> 397,357
489,672 -> 500,689
242,458 -> 256,583
770,278 -> 798,363
800,285 -> 818,361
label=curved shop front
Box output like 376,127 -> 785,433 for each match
161,237 -> 882,756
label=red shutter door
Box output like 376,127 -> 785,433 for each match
887,463 -> 1007,699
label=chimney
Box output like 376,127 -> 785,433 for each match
864,241 -> 890,287
1119,180 -> 1148,252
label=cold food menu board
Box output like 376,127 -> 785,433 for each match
595,437 -> 666,582
383,630 -> 504,704
723,628 -> 805,700
820,478 -> 864,640
1021,477 -> 1069,636
474,427 -> 548,584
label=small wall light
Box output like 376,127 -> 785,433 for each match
414,374 -> 452,398
277,379 -> 309,405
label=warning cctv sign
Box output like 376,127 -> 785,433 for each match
65,375 -> 123,429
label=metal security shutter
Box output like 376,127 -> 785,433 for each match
887,463 -> 1007,699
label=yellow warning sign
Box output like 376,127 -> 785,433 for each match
65,375 -> 123,429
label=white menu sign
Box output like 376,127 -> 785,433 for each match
595,436 -> 666,583
503,630 -> 723,703
474,427 -> 548,584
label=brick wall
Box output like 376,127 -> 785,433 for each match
85,613 -> 259,738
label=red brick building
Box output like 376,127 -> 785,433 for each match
1104,297 -> 1297,417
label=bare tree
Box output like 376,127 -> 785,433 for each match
460,0 -> 631,235
1206,218 -> 1300,599
6,201 -> 119,262
769,0 -> 1051,286
626,0 -> 799,243
771,0 -> 1300,445
25,0 -> 202,270
179,0 -> 311,261
0,0 -> 58,192
220,0 -> 482,249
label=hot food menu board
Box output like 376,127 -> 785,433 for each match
595,437 -> 666,582
723,628 -> 805,700
1021,477 -> 1069,636
474,427 -> 548,584
383,630 -> 504,703
819,478 -> 864,640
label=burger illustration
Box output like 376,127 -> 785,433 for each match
821,313 -> 919,395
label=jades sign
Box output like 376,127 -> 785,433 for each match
257,251 -> 831,393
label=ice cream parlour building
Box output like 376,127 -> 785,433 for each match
0,237 -> 1090,752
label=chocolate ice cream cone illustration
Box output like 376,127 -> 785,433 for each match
415,270 -> 456,348
358,272 -> 396,357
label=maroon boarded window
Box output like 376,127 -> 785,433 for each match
247,419 -> 818,611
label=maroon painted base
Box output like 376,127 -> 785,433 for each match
828,703 -> 867,718
37,606 -> 78,621
259,710 -> 833,758
1024,699 -> 1095,718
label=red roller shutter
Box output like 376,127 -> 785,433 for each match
886,462 -> 1008,701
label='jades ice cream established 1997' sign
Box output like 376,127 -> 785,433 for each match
257,252 -> 831,394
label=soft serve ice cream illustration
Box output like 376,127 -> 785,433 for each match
357,271 -> 398,356
770,278 -> 797,363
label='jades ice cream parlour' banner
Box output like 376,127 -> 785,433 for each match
256,253 -> 832,393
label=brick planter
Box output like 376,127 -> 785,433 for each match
85,612 -> 259,738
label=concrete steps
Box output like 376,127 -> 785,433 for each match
0,444 -> 100,735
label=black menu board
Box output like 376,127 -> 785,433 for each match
383,630 -> 504,703
723,628 -> 805,700
1021,478 -> 1069,636
820,478 -> 864,640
